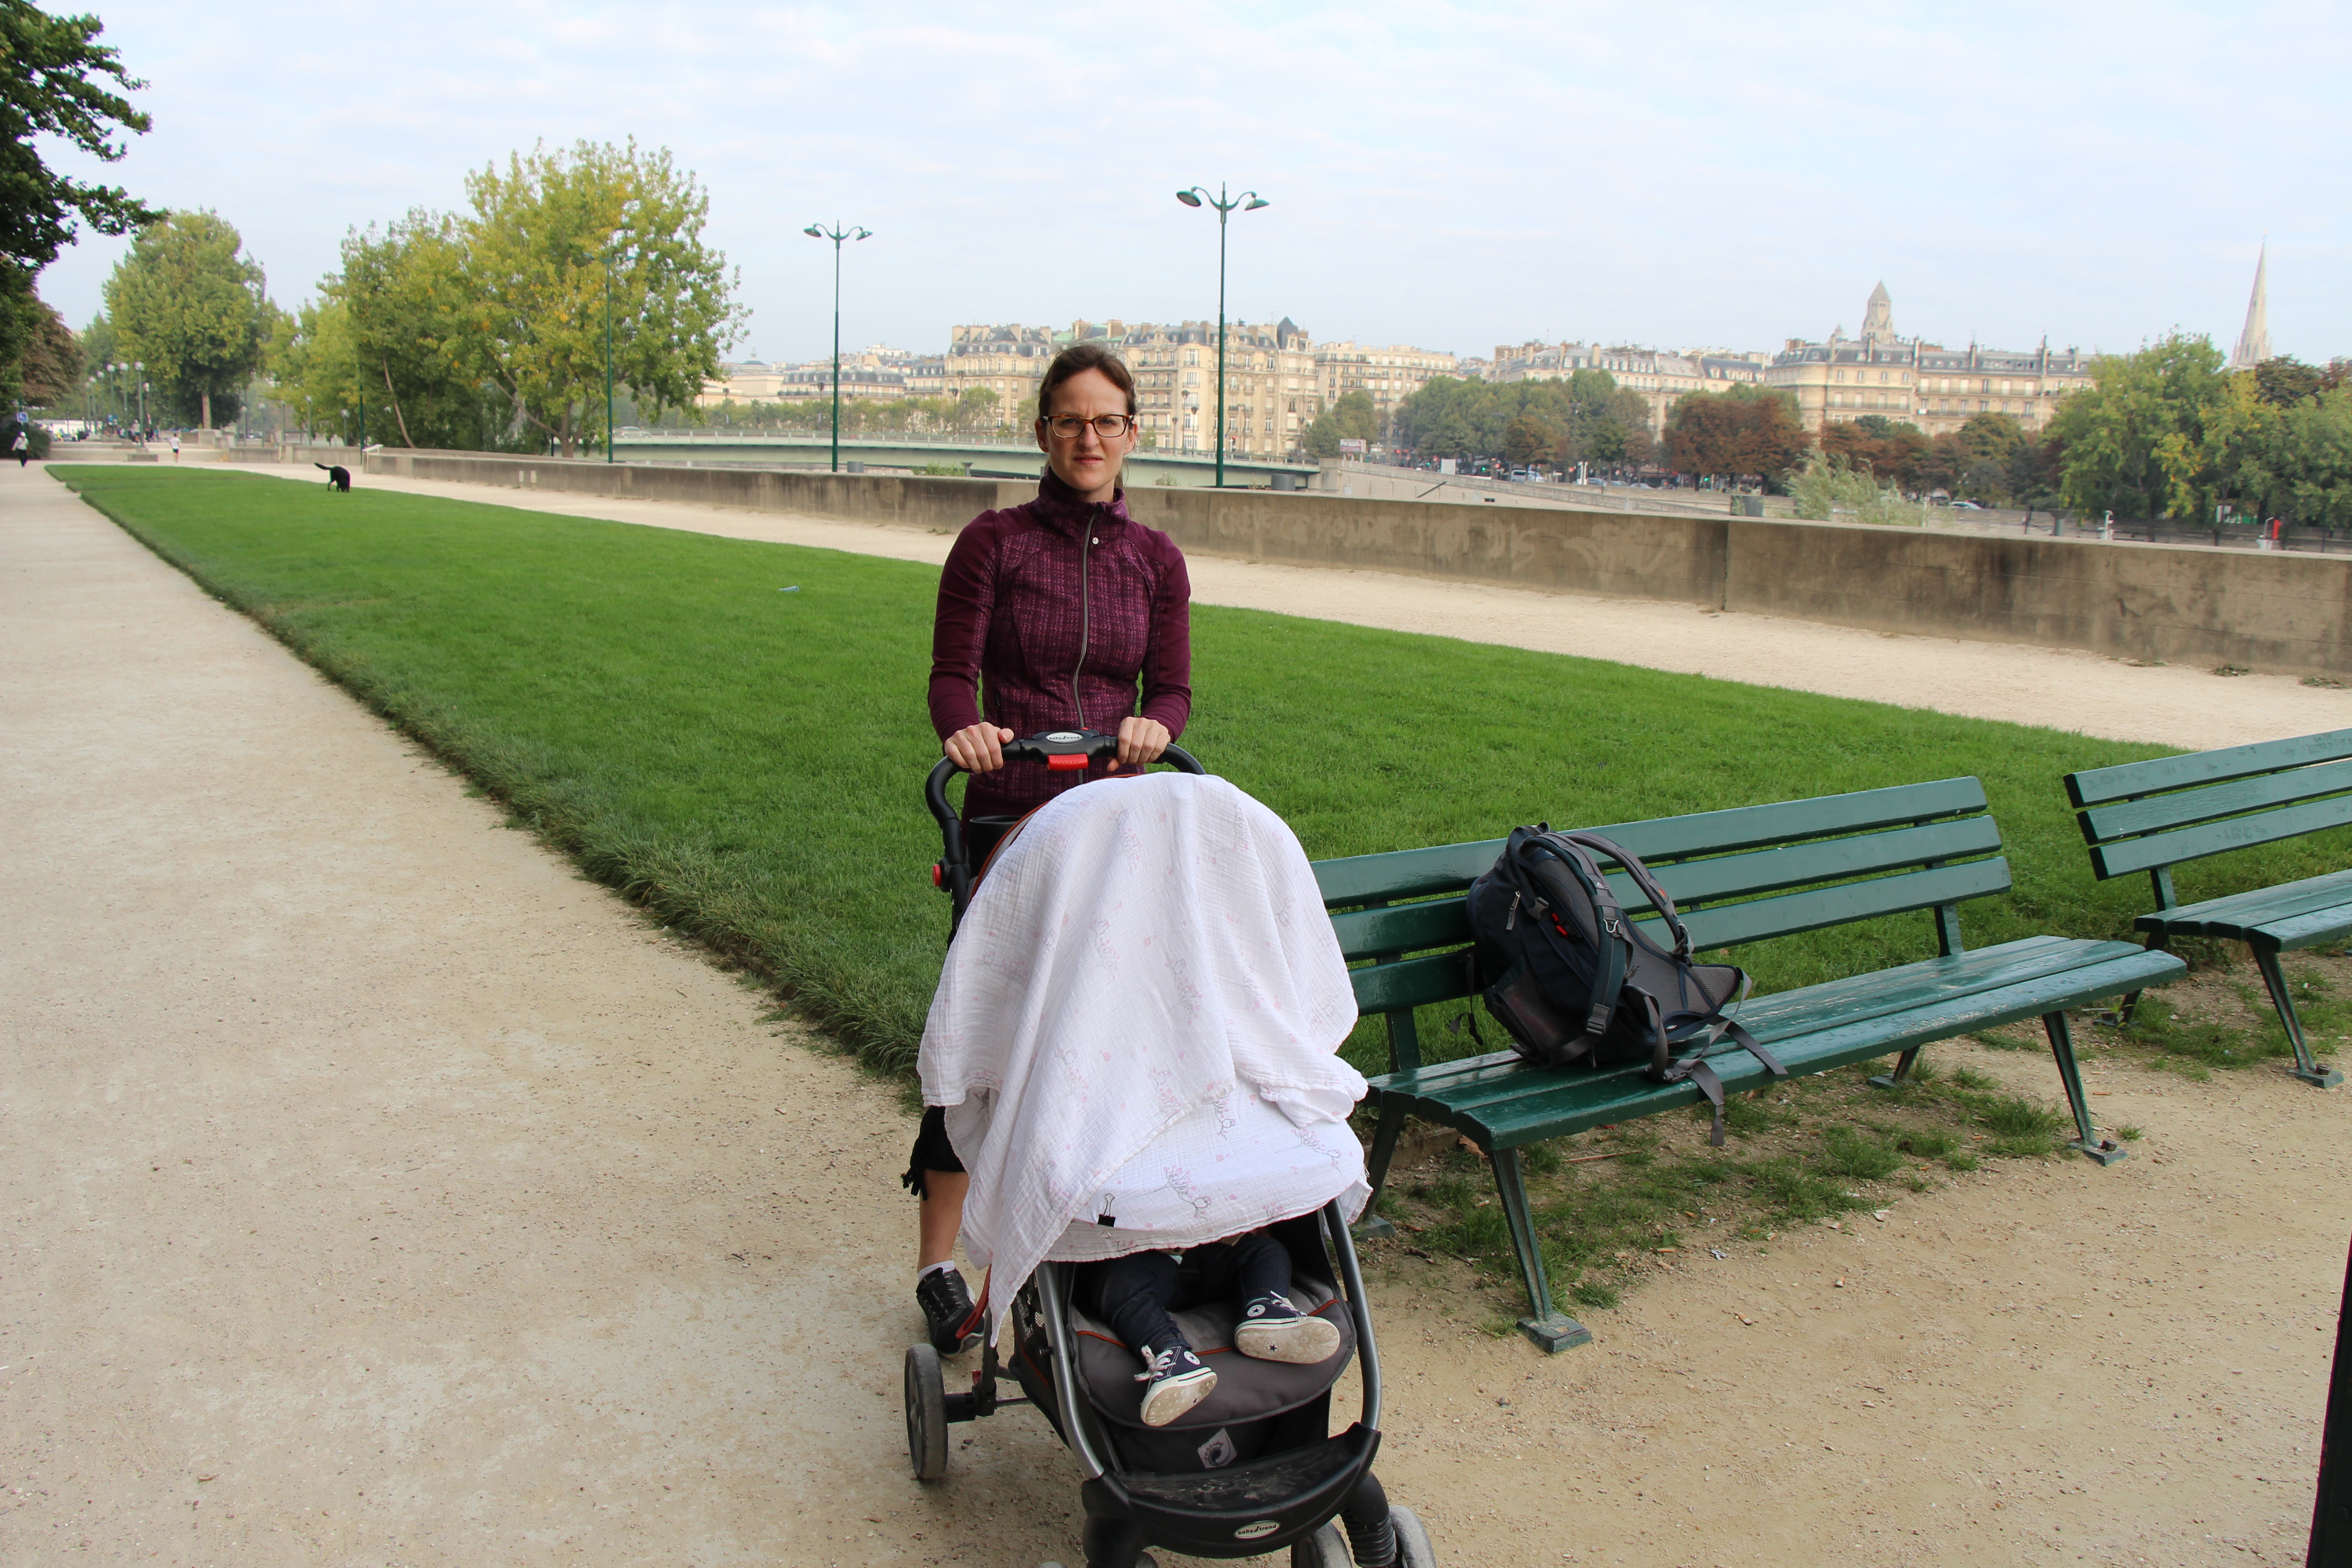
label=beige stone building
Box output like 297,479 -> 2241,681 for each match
697,347 -> 916,407
1122,318 -> 1318,458
1768,284 -> 2093,436
1492,341 -> 1767,435
1313,342 -> 1456,436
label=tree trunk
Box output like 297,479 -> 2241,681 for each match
201,391 -> 211,431
381,362 -> 415,449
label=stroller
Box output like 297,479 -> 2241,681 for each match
910,730 -> 1437,1568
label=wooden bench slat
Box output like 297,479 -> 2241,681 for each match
1349,949 -> 1471,1014
1577,776 -> 1989,861
1668,858 -> 2009,951
2064,726 -> 2352,808
1313,840 -> 1504,906
2251,905 -> 2352,952
1377,943 -> 2182,1148
1598,816 -> 2004,912
1330,898 -> 1472,961
2136,867 -> 2352,934
1375,936 -> 2130,1123
2091,793 -> 2352,880
2078,756 -> 2352,845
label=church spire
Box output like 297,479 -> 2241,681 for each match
1860,281 -> 1894,347
2230,243 -> 2272,369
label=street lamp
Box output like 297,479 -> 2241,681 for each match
134,362 -> 146,440
1175,184 -> 1270,489
802,221 -> 872,473
602,240 -> 621,464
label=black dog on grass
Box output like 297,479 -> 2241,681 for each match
315,463 -> 351,492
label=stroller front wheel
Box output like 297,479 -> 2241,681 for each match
904,1343 -> 949,1480
1390,1504 -> 1438,1567
1290,1523 -> 1350,1568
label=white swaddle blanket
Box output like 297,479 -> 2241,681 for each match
920,772 -> 1368,1334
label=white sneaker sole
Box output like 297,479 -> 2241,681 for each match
1139,1367 -> 1217,1427
1236,1312 -> 1343,1365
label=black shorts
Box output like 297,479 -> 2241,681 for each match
903,1105 -> 964,1198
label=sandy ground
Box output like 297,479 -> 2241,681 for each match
235,461 -> 2352,752
6,462 -> 2350,1567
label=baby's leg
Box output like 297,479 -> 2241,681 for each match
1078,1251 -> 1186,1354
1227,1229 -> 1295,1305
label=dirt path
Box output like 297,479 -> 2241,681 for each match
273,464 -> 2349,752
8,466 -> 2349,1567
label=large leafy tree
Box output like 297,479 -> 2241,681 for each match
1661,383 -> 1809,484
1301,389 -> 1375,459
452,139 -> 742,456
103,210 -> 272,426
2046,333 -> 2239,523
1,0 -> 153,394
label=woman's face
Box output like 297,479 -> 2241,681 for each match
1034,367 -> 1137,503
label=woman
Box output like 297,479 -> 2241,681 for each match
911,340 -> 1194,1353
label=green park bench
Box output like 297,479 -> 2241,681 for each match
2064,726 -> 2352,1089
1312,777 -> 2187,1352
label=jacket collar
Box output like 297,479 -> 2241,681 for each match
1031,468 -> 1130,537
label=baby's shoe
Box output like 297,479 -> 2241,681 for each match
1235,1292 -> 1341,1364
1134,1342 -> 1217,1426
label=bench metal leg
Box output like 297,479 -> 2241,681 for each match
2251,946 -> 2344,1088
1490,1145 -> 1590,1352
2044,1009 -> 2126,1165
1351,1101 -> 1408,1242
2111,934 -> 2171,1026
1868,1046 -> 1925,1090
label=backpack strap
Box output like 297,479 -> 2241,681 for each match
1517,833 -> 1632,1044
1561,832 -> 1692,961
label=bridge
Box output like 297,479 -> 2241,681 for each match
609,429 -> 1318,490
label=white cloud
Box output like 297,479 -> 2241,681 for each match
29,0 -> 2350,362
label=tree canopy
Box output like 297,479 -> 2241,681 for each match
1388,371 -> 1649,469
102,210 -> 272,426
1660,383 -> 1808,483
1301,389 -> 1374,458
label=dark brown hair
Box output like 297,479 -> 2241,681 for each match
1036,341 -> 1137,422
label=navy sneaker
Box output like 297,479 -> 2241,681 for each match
1235,1291 -> 1341,1364
1134,1342 -> 1217,1426
915,1265 -> 979,1354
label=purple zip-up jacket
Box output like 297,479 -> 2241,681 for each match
929,470 -> 1193,820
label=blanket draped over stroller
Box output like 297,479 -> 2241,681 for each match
921,773 -> 1368,1339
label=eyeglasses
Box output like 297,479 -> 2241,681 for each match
1043,414 -> 1136,441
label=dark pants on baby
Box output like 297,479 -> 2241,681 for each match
1075,1232 -> 1293,1356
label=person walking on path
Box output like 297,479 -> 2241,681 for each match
910,341 -> 1194,1353
169,432 -> 180,461
9,425 -> 26,468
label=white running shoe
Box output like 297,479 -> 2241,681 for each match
1235,1292 -> 1342,1364
1134,1343 -> 1217,1426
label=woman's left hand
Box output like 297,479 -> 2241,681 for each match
1112,716 -> 1170,770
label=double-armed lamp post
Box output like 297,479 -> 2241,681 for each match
1175,184 -> 1269,490
803,221 -> 872,473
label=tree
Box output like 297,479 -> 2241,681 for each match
1502,412 -> 1558,469
2,0 -> 156,382
15,294 -> 77,403
2254,356 -> 2326,407
451,139 -> 743,457
103,210 -> 271,426
1661,383 -> 1809,484
2046,333 -> 2237,523
1821,415 -> 1929,490
1301,389 -> 1374,459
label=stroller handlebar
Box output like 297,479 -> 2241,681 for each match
923,729 -> 1204,835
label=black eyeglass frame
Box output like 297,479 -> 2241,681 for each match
1039,413 -> 1138,441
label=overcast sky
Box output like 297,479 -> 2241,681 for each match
29,0 -> 2350,366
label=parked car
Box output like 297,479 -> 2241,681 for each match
1950,499 -> 1983,510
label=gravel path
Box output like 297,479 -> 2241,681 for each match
6,465 -> 2348,1566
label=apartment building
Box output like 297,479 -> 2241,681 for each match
1491,340 -> 1768,434
1120,317 -> 1318,458
1313,342 -> 1455,435
698,345 -> 917,407
1767,284 -> 2092,435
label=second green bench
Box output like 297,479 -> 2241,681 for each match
2064,725 -> 2352,1089
1313,776 -> 2187,1352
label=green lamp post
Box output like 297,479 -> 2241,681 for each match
803,221 -> 872,473
1175,184 -> 1269,489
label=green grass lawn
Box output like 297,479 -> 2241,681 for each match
56,466 -> 2352,1089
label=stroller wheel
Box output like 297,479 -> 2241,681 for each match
1289,1523 -> 1350,1568
903,1343 -> 948,1481
1390,1505 -> 1438,1567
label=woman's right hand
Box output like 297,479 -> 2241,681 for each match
944,724 -> 1016,774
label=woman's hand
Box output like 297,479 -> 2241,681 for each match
1112,716 -> 1170,770
945,724 -> 1015,773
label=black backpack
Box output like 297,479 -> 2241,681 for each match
1465,826 -> 1786,1146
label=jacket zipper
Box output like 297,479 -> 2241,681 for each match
1069,507 -> 1096,730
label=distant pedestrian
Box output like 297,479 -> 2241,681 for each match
9,426 -> 25,469
170,433 -> 180,461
